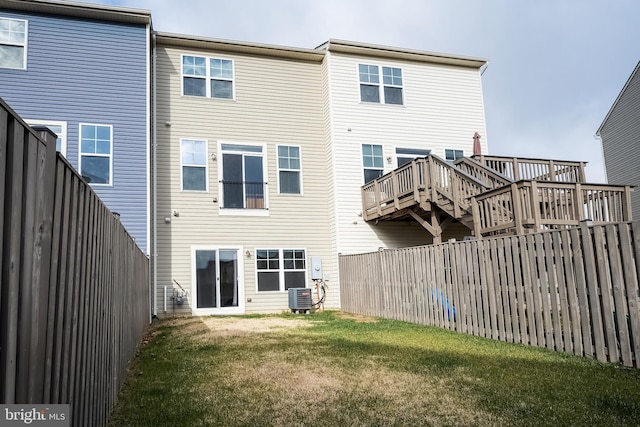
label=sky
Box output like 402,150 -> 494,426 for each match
90,0 -> 640,182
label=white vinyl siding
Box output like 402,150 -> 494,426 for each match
0,17 -> 27,70
329,51 -> 487,254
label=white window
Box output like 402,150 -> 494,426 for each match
445,149 -> 464,162
79,124 -> 112,185
219,143 -> 266,210
277,145 -> 301,195
396,147 -> 431,167
182,55 -> 234,99
362,144 -> 384,183
256,249 -> 306,292
181,139 -> 208,191
0,17 -> 27,70
359,64 -> 403,105
25,120 -> 67,157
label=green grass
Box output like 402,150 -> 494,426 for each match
108,312 -> 640,427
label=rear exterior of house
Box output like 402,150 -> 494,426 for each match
322,40 -> 488,254
598,61 -> 640,219
154,34 -> 337,315
0,0 -> 151,251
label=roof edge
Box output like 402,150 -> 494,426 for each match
321,38 -> 487,68
596,60 -> 640,136
0,0 -> 151,25
155,32 -> 325,62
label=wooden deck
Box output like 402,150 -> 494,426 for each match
362,154 -> 633,240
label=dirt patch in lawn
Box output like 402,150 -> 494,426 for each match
168,316 -> 316,338
335,312 -> 378,323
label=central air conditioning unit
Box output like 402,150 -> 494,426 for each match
288,288 -> 312,313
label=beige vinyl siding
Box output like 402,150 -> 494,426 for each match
327,51 -> 487,254
155,45 -> 336,315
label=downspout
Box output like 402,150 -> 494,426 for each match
152,31 -> 158,317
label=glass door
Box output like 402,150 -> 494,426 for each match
193,248 -> 243,314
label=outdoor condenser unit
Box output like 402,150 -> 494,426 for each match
288,288 -> 312,312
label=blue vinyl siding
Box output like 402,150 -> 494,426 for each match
0,10 -> 149,251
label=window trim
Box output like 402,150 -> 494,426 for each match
276,144 -> 303,196
25,119 -> 67,157
0,17 -> 28,70
362,143 -> 384,184
218,141 -> 269,216
358,63 -> 404,105
255,248 -> 307,293
180,138 -> 209,192
181,54 -> 235,100
78,123 -> 113,187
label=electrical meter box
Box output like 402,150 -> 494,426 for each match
311,256 -> 323,280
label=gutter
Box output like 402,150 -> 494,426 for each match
152,31 -> 158,317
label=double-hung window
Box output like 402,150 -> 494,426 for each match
362,144 -> 384,183
359,64 -> 403,105
277,145 -> 301,194
182,55 -> 234,99
445,149 -> 464,162
0,17 -> 27,70
181,139 -> 208,191
25,120 -> 67,157
79,124 -> 112,185
220,143 -> 266,209
256,249 -> 306,292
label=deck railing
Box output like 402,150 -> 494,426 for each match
473,181 -> 633,236
361,156 -> 488,222
472,155 -> 587,183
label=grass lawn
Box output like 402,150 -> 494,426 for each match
108,311 -> 640,427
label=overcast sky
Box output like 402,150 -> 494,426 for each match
90,0 -> 640,182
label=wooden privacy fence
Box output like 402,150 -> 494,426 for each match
0,98 -> 150,426
340,221 -> 640,367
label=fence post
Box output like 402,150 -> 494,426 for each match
511,183 -> 525,235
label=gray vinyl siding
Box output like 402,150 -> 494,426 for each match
155,44 -> 335,315
600,63 -> 640,219
0,9 -> 149,251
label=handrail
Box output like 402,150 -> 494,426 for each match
454,156 -> 513,189
471,155 -> 587,183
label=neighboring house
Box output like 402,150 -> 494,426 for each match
154,33 -> 488,316
0,0 -> 151,251
597,61 -> 640,219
